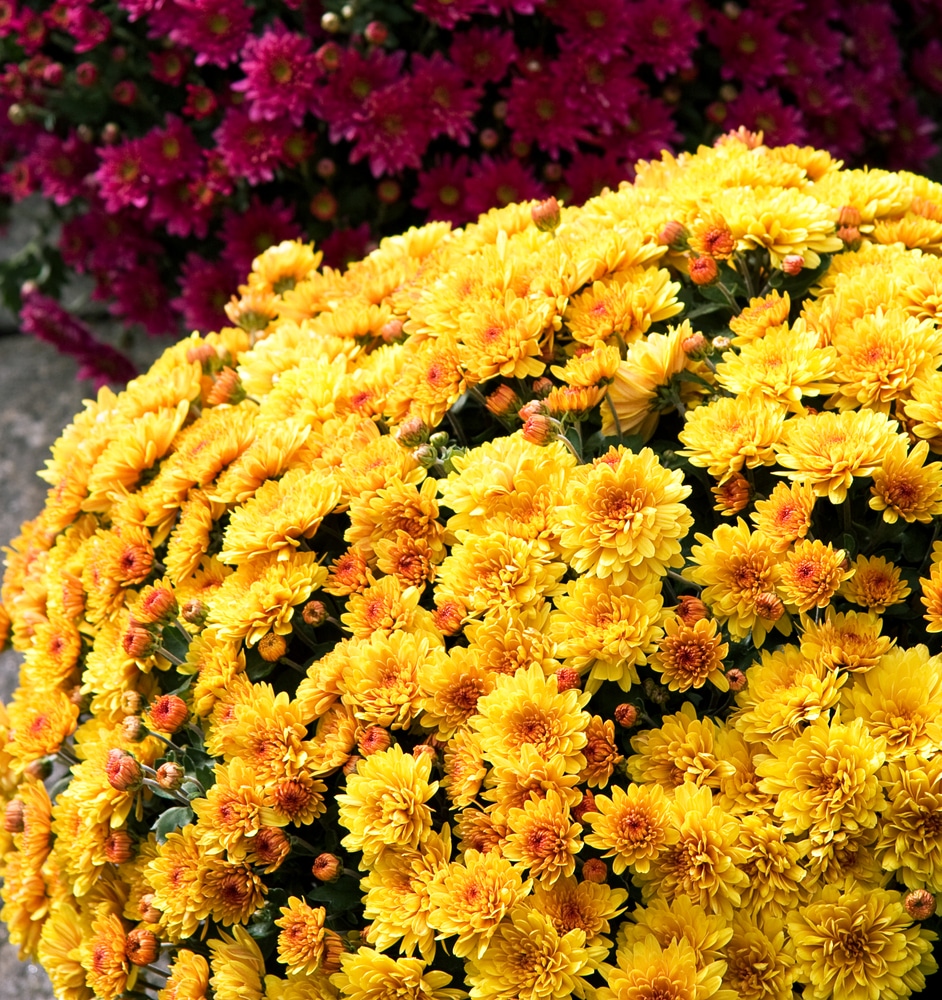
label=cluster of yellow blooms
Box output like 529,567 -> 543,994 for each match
3,129 -> 942,1000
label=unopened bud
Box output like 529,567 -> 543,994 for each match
682,332 -> 709,357
148,694 -> 188,734
413,743 -> 437,761
713,472 -> 752,516
712,336 -> 731,351
321,11 -> 340,32
582,858 -> 608,883
206,367 -> 245,407
121,691 -> 143,715
181,598 -> 208,626
106,749 -> 143,792
155,762 -> 185,790
122,716 -> 145,743
522,413 -> 556,446
139,894 -> 162,923
312,852 -> 344,882
837,205 -> 861,228
342,755 -> 362,776
837,225 -> 861,249
126,927 -> 159,966
4,799 -> 24,833
358,726 -> 391,756
395,417 -> 429,448
486,384 -> 521,419
755,592 -> 785,622
676,595 -> 708,624
726,668 -> 747,691
302,600 -> 328,627
782,254 -> 804,276
104,829 -> 134,864
380,318 -> 404,343
315,41 -> 342,71
137,586 -> 178,625
122,623 -> 157,659
531,196 -> 561,232
321,930 -> 346,975
531,377 -> 553,398
316,157 -> 337,178
412,443 -> 437,469
24,759 -> 51,781
432,598 -> 465,636
377,179 -> 400,204
572,789 -> 597,822
555,667 -> 581,692
364,20 -> 388,45
904,889 -> 936,921
689,255 -> 719,285
658,220 -> 689,250
252,826 -> 291,871
614,703 -> 638,728
479,127 -> 499,149
258,633 -> 287,663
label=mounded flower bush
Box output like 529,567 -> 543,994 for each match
3,132 -> 942,999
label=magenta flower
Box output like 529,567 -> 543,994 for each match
62,5 -> 111,53
708,7 -> 788,87
449,27 -> 517,83
27,131 -> 95,206
726,87 -> 807,148
412,53 -> 482,145
317,48 -> 406,144
413,0 -> 488,30
320,223 -> 374,270
912,38 -> 942,94
94,138 -> 152,212
219,196 -> 301,276
171,253 -> 239,333
505,64 -> 595,158
213,107 -> 290,185
110,264 -> 177,336
168,0 -> 252,67
141,115 -> 201,186
232,21 -> 319,125
348,78 -> 431,177
464,156 -> 546,218
564,149 -> 627,205
413,155 -> 472,225
623,0 -> 701,79
547,0 -> 632,62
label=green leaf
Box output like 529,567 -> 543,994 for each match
152,805 -> 194,844
306,876 -> 363,912
161,625 -> 191,665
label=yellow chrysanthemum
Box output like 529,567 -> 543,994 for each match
458,291 -> 550,382
840,554 -> 911,612
650,615 -> 729,693
750,480 -> 816,552
722,912 -> 798,1000
869,437 -> 942,523
556,446 -> 693,586
598,931 -> 727,1000
728,289 -> 791,343
921,540 -> 942,631
79,906 -> 135,1000
502,788 -> 583,885
524,876 -> 628,956
774,407 -> 905,503
736,812 -> 807,918
787,884 -> 937,1000
274,896 -> 329,976
330,949 -> 464,1000
777,538 -> 852,612
678,393 -> 787,481
583,782 -> 677,875
799,608 -> 893,673
904,370 -> 942,453
208,925 -> 265,1000
159,949 -> 210,1000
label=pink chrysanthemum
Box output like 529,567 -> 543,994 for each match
617,92 -> 683,163
413,0 -> 488,30
219,196 -> 301,276
547,0 -> 632,62
842,64 -> 895,131
449,26 -> 517,82
708,7 -> 788,87
726,88 -> 807,148
27,131 -> 96,206
623,0 -> 701,79
171,253 -> 240,333
109,264 -> 177,336
464,156 -> 546,218
505,64 -> 594,158
413,53 -> 482,145
349,78 -> 431,177
231,21 -> 319,125
140,115 -> 201,186
94,137 -> 151,212
564,150 -> 628,205
169,0 -> 252,68
885,97 -> 939,171
413,155 -> 471,226
147,180 -> 214,240
320,223 -> 374,270
318,48 -> 405,144
570,54 -> 645,135
213,107 -> 290,185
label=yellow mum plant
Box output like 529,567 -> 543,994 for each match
4,129 -> 942,1000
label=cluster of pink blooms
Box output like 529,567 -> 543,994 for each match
1,0 -> 941,382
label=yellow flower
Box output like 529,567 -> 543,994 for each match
208,925 -> 265,1000
207,551 -> 328,646
777,538 -> 852,612
921,540 -> 942,631
336,744 -> 438,863
840,645 -> 942,759
219,468 -> 341,565
464,603 -> 559,678
904,370 -> 942,453
636,782 -> 749,920
387,334 -> 467,427
557,446 -> 693,587
628,702 -> 732,791
721,912 -> 797,1000
736,812 -> 807,918
159,949 -> 210,1000
728,289 -> 791,343
617,895 -> 731,968
198,854 -> 267,927
191,757 -> 282,858
799,608 -> 893,672
598,933 -> 727,1000
330,949 -> 465,1000
442,728 -> 487,809
465,908 -> 597,1000
471,663 -> 591,774
787,883 -> 937,1000
345,476 -> 445,562
869,437 -> 942,523
427,848 -> 532,959
650,616 -> 729,693
275,897 -> 329,976
419,645 -> 496,740
481,745 -> 581,821
458,291 -> 550,382
583,782 -> 677,875
715,326 -> 837,411
684,519 -> 789,646
5,686 -> 79,765
502,788 -> 583,885
523,875 -> 628,955
750,480 -> 816,552
548,577 -> 664,692
774,407 -> 905,503
37,902 -> 93,1000
756,717 -> 886,840
840,554 -> 911,612
79,906 -> 135,1000
551,343 -> 621,386
340,574 -> 430,639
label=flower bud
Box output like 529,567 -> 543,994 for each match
358,726 -> 391,756
155,762 -> 185,790
4,799 -> 24,833
432,598 -> 465,636
712,336 -> 731,351
258,632 -> 287,663
782,254 -> 804,275
139,894 -> 161,923
689,255 -> 719,285
316,41 -> 342,71
121,691 -> 143,716
429,431 -> 449,449
321,11 -> 340,32
75,61 -> 98,86
321,930 -> 346,975
837,225 -> 861,250
364,20 -> 388,45
252,826 -> 291,871
101,122 -> 120,144
572,790 -> 597,822
395,417 -> 430,448
137,586 -> 178,625
148,694 -> 188,734
479,127 -> 499,150
412,443 -> 437,469
181,598 -> 208,626
755,592 -> 785,622
313,853 -> 344,882
614,703 -> 638,728
726,668 -> 747,691
555,667 -> 581,692
122,716 -> 145,743
531,377 -> 554,398
904,889 -> 936,921
837,205 -> 861,228
676,595 -> 708,625
413,743 -> 437,761
126,927 -> 159,967
302,600 -> 329,627
206,366 -> 246,407
122,623 -> 157,660
106,749 -> 143,792
311,190 -> 338,222
522,413 -> 556,446
380,318 -> 405,343
342,755 -> 362,776
582,858 -> 608,883
531,196 -> 561,232
112,80 -> 138,105
682,332 -> 709,357
104,830 -> 134,864
316,157 -> 337,179
485,384 -> 521,419
658,220 -> 689,250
